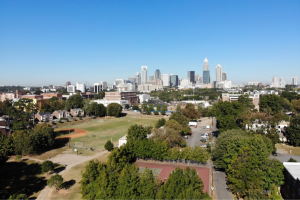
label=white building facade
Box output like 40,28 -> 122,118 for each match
141,66 -> 148,85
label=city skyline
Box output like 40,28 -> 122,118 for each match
0,0 -> 299,86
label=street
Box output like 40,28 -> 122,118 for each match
270,149 -> 300,162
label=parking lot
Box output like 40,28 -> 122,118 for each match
185,117 -> 214,148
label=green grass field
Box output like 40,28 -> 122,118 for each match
55,115 -> 161,150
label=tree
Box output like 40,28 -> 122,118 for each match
107,103 -> 122,117
182,103 -> 201,120
146,108 -> 151,115
94,91 -> 105,99
64,94 -> 84,111
176,105 -> 182,113
8,194 -> 28,200
132,105 -> 139,110
0,134 -> 14,163
288,157 -> 297,162
292,99 -> 300,112
259,94 -> 282,115
156,105 -> 161,111
286,115 -> 300,146
169,112 -> 189,128
127,124 -> 151,144
47,174 -> 64,190
161,105 -> 168,115
104,140 -> 114,151
155,118 -> 166,128
42,160 -> 55,174
138,168 -> 158,199
141,103 -> 148,114
148,104 -> 154,111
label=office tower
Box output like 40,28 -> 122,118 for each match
149,75 -> 154,81
76,82 -> 86,93
187,71 -> 195,83
293,77 -> 298,85
163,74 -> 170,87
67,85 -> 76,93
215,64 -> 223,82
222,72 -> 227,81
135,72 -> 141,85
93,83 -> 101,93
141,66 -> 148,85
66,81 -> 71,87
170,75 -> 179,87
203,58 -> 210,84
199,77 -> 203,83
115,79 -> 125,86
155,69 -> 161,80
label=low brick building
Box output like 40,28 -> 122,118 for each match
105,91 -> 138,105
0,119 -> 11,137
35,112 -> 53,122
70,108 -> 84,117
53,110 -> 70,119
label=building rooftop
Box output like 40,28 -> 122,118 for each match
283,162 -> 300,180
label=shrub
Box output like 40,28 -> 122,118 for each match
42,160 -> 54,174
288,157 -> 297,162
47,174 -> 63,190
154,111 -> 159,115
104,140 -> 114,151
9,194 -> 28,200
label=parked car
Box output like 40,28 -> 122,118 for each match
183,135 -> 188,139
201,144 -> 207,148
200,139 -> 207,142
272,151 -> 277,156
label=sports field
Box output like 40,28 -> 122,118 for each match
55,115 -> 161,150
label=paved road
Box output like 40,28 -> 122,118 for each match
270,150 -> 300,162
213,171 -> 233,200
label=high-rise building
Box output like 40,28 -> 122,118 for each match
215,64 -> 223,82
93,83 -> 101,93
203,58 -> 210,84
67,85 -> 76,93
293,77 -> 298,86
163,74 -> 170,87
76,82 -> 86,93
187,71 -> 195,83
222,72 -> 227,81
135,72 -> 141,85
170,75 -> 179,87
155,69 -> 161,80
149,75 -> 154,81
141,66 -> 148,85
66,81 -> 71,87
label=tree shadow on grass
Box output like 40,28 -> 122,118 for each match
62,179 -> 76,190
52,166 -> 66,174
0,161 -> 47,199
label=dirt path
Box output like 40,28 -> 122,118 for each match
36,150 -> 108,200
56,129 -> 88,139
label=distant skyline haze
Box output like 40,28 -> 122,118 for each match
0,0 -> 299,86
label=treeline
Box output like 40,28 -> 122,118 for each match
0,124 -> 57,162
213,129 -> 284,199
80,125 -> 211,199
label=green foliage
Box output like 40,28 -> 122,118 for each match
104,140 -> 114,151
41,160 -> 54,174
132,105 -> 139,110
90,102 -> 106,117
161,105 -> 168,115
94,91 -> 105,99
127,124 -> 151,144
259,94 -> 282,115
8,194 -> 28,200
125,104 -> 129,109
64,94 -> 84,111
148,104 -> 154,111
0,99 -> 12,114
154,110 -> 159,115
176,105 -> 182,113
281,91 -> 300,102
156,105 -> 161,111
182,103 -> 201,120
155,118 -> 166,128
107,103 -> 122,117
157,167 -> 210,199
286,115 -> 300,146
41,97 -> 64,112
0,134 -> 14,161
15,155 -> 22,160
47,174 -> 63,190
146,108 -> 151,115
169,112 -> 189,129
288,157 -> 297,162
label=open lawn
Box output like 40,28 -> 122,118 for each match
46,152 -> 110,200
55,115 -> 161,150
276,143 -> 300,155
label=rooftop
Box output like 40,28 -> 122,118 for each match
283,162 -> 300,180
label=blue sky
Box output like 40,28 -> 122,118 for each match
1,0 -> 299,86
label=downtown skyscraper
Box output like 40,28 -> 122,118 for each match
215,64 -> 223,82
141,66 -> 148,85
203,58 -> 210,84
155,69 -> 161,80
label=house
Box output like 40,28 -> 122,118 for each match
280,162 -> 300,199
53,110 -> 70,119
119,135 -> 127,147
70,108 -> 84,117
35,112 -> 53,122
0,119 -> 11,137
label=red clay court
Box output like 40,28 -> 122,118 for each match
137,161 -> 210,193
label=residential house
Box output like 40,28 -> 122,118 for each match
53,110 -> 70,119
0,119 -> 11,137
70,108 -> 84,117
35,112 -> 53,122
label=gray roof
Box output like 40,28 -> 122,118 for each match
283,162 -> 300,180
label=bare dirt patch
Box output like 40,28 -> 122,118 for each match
56,129 -> 88,139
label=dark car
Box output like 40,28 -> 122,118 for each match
272,151 -> 277,156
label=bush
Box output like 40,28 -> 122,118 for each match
288,157 -> 297,162
9,194 -> 28,200
80,116 -> 82,120
154,111 -> 159,115
52,121 -> 55,125
59,119 -> 63,123
107,103 -> 123,117
132,105 -> 139,110
104,140 -> 114,151
66,118 -> 69,122
47,174 -> 63,190
42,160 -> 54,174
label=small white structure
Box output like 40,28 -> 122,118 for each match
119,135 -> 127,147
138,94 -> 151,103
93,99 -> 129,108
182,100 -> 210,108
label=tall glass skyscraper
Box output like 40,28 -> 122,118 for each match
203,58 -> 210,84
155,69 -> 161,80
187,71 -> 195,83
215,64 -> 222,82
170,75 -> 178,87
141,66 -> 148,85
